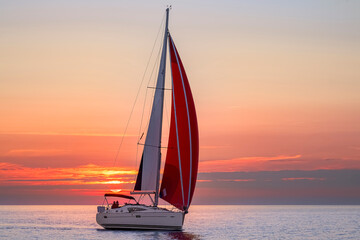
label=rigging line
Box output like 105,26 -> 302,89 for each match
138,13 -> 166,142
137,31 -> 163,145
113,12 -> 166,168
141,20 -> 165,136
132,40 -> 163,185
138,32 -> 163,145
133,13 -> 166,184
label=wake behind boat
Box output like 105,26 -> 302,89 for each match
96,7 -> 199,230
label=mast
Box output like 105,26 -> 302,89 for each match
154,7 -> 169,206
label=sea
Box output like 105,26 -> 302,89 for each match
0,205 -> 359,240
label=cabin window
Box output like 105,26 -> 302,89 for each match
128,207 -> 146,212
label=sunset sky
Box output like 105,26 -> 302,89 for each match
1,0 -> 360,205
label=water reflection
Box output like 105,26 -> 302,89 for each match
96,229 -> 202,240
166,231 -> 201,240
147,231 -> 201,240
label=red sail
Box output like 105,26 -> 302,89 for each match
160,34 -> 199,211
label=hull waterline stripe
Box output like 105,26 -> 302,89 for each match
170,36 -> 193,208
100,224 -> 182,230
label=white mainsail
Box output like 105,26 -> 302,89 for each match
134,9 -> 169,203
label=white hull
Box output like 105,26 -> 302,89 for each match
96,204 -> 184,230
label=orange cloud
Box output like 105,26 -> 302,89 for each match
197,179 -> 212,182
0,131 -> 137,137
200,154 -> 360,172
0,162 -> 136,187
200,145 -> 230,149
0,133 -> 139,168
200,154 -> 302,172
5,149 -> 69,157
218,179 -> 256,182
282,177 -> 325,181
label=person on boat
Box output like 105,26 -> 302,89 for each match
111,201 -> 116,209
116,201 -> 119,208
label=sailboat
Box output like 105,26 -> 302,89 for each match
96,7 -> 199,230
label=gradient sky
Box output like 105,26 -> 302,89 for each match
1,0 -> 360,205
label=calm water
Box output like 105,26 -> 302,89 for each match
0,205 -> 359,239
